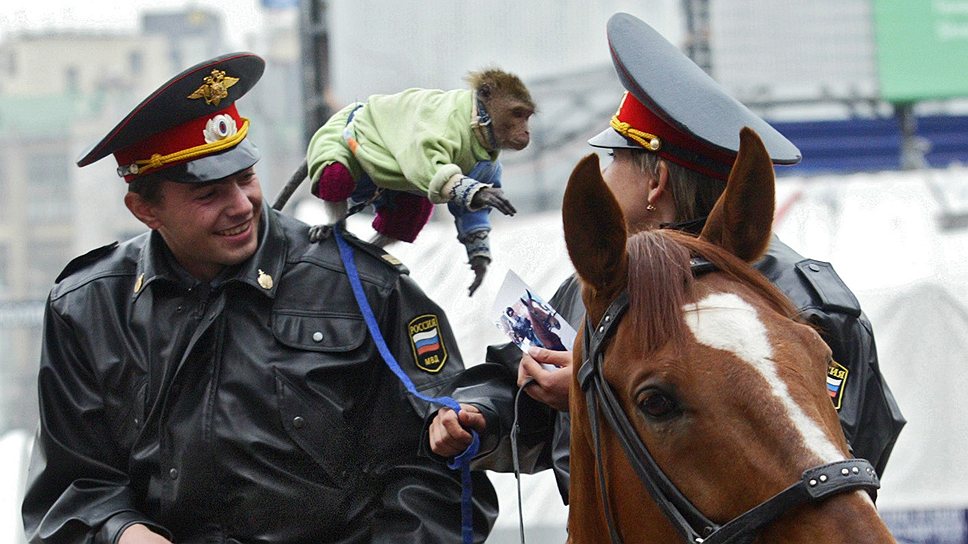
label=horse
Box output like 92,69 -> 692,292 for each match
561,128 -> 896,543
520,290 -> 568,351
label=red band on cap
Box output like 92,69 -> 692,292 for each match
614,92 -> 736,181
113,104 -> 243,181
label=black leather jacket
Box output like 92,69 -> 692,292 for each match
22,206 -> 497,543
456,235 -> 905,504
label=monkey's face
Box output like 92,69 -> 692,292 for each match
490,96 -> 534,151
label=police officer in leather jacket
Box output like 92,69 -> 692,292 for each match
427,13 -> 904,505
22,52 -> 497,544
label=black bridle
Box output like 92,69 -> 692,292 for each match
577,258 -> 880,544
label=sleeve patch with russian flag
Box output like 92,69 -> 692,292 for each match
408,314 -> 448,373
826,359 -> 848,411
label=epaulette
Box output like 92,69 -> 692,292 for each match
341,233 -> 410,275
55,242 -> 120,283
794,259 -> 861,318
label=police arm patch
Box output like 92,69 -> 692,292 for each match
826,359 -> 849,411
408,314 -> 447,373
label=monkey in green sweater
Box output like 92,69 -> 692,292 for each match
307,69 -> 535,295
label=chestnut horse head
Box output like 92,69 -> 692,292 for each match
562,128 -> 895,543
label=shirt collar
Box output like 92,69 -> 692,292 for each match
660,215 -> 708,236
132,202 -> 286,299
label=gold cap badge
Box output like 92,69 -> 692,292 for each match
188,69 -> 239,106
257,269 -> 273,290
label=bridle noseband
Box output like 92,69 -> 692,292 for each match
577,258 -> 880,544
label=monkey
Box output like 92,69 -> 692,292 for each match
305,68 -> 536,296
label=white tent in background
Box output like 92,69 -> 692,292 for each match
775,168 -> 968,541
0,430 -> 31,544
773,168 -> 968,542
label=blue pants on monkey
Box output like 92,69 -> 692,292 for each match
346,160 -> 501,262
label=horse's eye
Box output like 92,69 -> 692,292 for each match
637,389 -> 679,420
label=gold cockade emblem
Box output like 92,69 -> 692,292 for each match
187,69 -> 239,106
257,269 -> 274,290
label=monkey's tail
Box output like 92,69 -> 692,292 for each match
272,161 -> 309,211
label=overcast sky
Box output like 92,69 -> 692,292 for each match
0,0 -> 682,104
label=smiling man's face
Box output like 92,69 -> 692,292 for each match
127,167 -> 263,281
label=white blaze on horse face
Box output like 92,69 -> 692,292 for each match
683,292 -> 844,464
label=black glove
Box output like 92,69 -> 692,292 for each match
468,256 -> 490,297
470,187 -> 516,216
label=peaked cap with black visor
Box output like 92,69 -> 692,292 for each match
589,13 -> 801,180
76,52 -> 264,184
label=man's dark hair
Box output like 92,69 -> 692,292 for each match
127,174 -> 165,204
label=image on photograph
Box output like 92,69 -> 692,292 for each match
491,270 -> 577,352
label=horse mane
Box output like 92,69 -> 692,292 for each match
625,229 -> 801,355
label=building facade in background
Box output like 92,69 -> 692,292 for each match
0,6 -> 303,434
0,32 -> 172,432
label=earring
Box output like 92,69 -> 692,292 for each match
646,204 -> 656,211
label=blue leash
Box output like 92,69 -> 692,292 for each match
333,227 -> 480,544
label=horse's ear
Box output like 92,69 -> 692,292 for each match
700,127 -> 775,262
562,154 -> 629,317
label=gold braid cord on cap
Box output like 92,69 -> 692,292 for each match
118,119 -> 249,177
610,115 -> 662,151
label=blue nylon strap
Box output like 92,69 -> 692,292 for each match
449,431 -> 481,544
333,227 -> 481,544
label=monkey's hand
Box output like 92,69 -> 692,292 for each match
470,187 -> 517,216
468,256 -> 490,297
308,218 -> 346,243
308,224 -> 333,242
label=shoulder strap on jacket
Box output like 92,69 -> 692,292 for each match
342,233 -> 410,275
794,259 -> 861,317
55,242 -> 120,283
